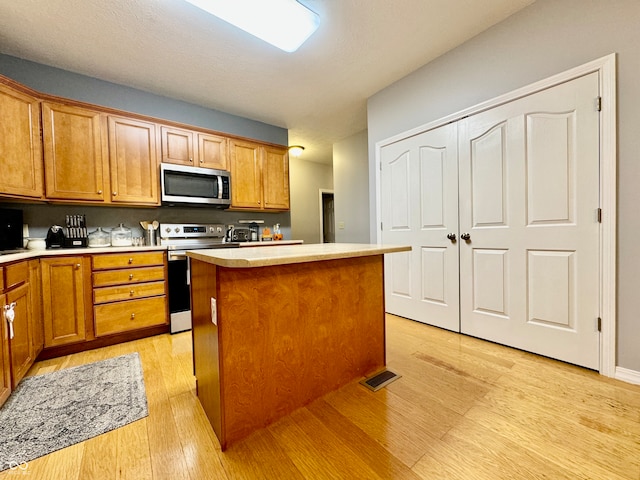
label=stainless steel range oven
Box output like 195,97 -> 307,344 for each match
161,223 -> 238,333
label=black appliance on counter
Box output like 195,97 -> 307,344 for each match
46,215 -> 89,249
0,207 -> 23,251
45,225 -> 65,248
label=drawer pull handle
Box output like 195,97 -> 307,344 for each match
76,263 -> 81,269
130,313 -> 135,320
130,290 -> 135,296
129,274 -> 134,280
128,258 -> 134,264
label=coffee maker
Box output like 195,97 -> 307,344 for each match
45,225 -> 65,248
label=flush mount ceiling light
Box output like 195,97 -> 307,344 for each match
288,145 -> 305,157
184,0 -> 320,53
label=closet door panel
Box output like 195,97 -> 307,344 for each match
459,72 -> 600,370
382,123 -> 459,332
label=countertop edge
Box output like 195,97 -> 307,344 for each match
0,245 -> 167,264
187,244 -> 411,268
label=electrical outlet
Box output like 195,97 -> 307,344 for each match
338,221 -> 345,229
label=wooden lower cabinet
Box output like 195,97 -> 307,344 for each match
28,259 -> 44,358
41,256 -> 89,347
35,251 -> 168,359
0,259 -> 37,405
92,251 -> 168,338
6,282 -> 33,388
94,296 -> 167,337
0,293 -> 11,406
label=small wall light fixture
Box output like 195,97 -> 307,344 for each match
288,145 -> 305,157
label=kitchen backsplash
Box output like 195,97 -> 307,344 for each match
4,202 -> 291,242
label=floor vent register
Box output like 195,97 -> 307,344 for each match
359,369 -> 401,392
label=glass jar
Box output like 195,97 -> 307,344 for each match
110,223 -> 132,247
88,227 -> 111,247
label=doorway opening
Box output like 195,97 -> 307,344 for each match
319,189 -> 335,243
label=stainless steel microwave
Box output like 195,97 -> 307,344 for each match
160,163 -> 231,207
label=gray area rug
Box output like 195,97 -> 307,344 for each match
0,352 -> 148,471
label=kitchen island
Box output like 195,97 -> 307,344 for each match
187,243 -> 410,449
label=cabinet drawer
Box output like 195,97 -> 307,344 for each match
92,266 -> 165,287
94,281 -> 165,304
94,296 -> 167,337
92,251 -> 165,270
5,262 -> 28,290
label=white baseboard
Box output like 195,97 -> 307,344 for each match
615,367 -> 640,385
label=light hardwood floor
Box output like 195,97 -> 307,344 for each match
2,314 -> 639,479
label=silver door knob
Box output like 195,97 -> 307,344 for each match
460,233 -> 471,241
446,233 -> 456,242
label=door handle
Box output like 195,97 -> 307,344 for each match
460,233 -> 471,242
446,233 -> 457,242
4,302 -> 16,340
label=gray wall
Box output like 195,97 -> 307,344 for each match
0,54 -> 292,239
0,54 -> 287,145
367,0 -> 640,371
333,131 -> 369,243
289,159 -> 333,244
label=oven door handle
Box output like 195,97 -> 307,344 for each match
168,251 -> 187,261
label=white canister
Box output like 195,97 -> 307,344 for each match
26,238 -> 46,250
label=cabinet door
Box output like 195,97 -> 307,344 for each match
0,83 -> 43,199
0,294 -> 11,406
41,257 -> 88,347
262,145 -> 290,210
198,133 -> 228,170
161,126 -> 195,166
28,259 -> 43,358
229,139 -> 262,209
108,116 -> 160,205
6,282 -> 33,388
42,102 -> 109,201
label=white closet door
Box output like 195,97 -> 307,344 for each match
381,123 -> 460,331
458,72 -> 600,369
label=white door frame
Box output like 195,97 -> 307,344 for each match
318,189 -> 334,243
374,54 -> 617,377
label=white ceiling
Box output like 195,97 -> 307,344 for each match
0,0 -> 534,164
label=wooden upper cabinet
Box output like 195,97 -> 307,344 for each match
162,126 -> 228,170
229,139 -> 262,209
229,139 -> 289,211
198,133 -> 227,170
0,83 -> 43,199
42,102 -> 109,201
108,116 -> 160,205
262,145 -> 289,210
161,126 -> 195,166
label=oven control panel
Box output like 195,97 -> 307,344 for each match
160,223 -> 225,239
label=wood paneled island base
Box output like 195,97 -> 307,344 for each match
189,243 -> 409,450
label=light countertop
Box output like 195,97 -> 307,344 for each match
236,240 -> 303,247
0,241 -> 305,265
186,243 -> 411,268
0,245 -> 166,265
